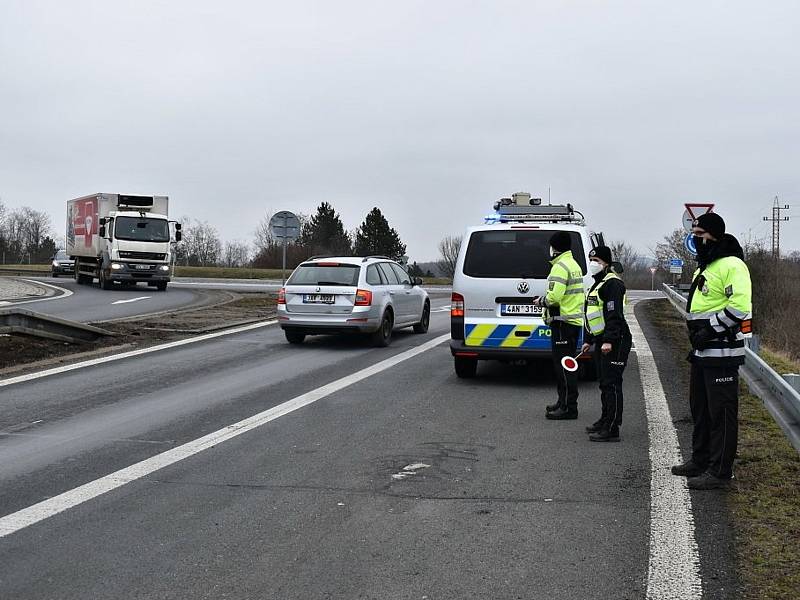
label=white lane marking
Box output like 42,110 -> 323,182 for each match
3,279 -> 74,306
0,319 -> 278,389
111,296 -> 151,305
0,333 -> 450,539
628,305 -> 702,599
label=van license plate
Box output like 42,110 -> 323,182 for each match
303,294 -> 335,304
501,304 -> 542,316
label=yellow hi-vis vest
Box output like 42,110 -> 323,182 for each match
687,255 -> 752,364
585,271 -> 625,336
543,250 -> 585,327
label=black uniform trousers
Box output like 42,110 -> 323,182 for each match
550,320 -> 581,411
594,327 -> 633,431
689,362 -> 739,479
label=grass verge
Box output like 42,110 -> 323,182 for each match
646,299 -> 800,599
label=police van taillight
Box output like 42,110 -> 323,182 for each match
277,288 -> 286,304
451,292 -> 465,317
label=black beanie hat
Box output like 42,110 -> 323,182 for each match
694,212 -> 725,240
589,245 -> 612,265
549,231 -> 572,252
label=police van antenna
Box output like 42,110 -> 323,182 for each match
548,187 -> 551,206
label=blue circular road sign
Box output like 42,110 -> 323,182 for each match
684,233 -> 697,256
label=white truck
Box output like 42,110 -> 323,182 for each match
66,193 -> 181,291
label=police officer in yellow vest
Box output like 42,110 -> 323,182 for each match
533,231 -> 585,420
580,246 -> 633,442
671,212 -> 752,490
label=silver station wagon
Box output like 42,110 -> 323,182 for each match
277,256 -> 431,346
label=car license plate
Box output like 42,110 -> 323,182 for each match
134,264 -> 151,270
501,304 -> 542,316
303,294 -> 335,304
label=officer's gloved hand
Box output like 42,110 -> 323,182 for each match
690,325 -> 716,350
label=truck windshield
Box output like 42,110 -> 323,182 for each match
287,264 -> 360,286
114,217 -> 170,243
463,230 -> 587,278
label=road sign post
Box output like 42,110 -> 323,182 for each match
269,211 -> 301,284
649,266 -> 657,290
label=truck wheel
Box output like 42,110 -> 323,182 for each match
371,311 -> 393,347
156,282 -> 168,291
99,269 -> 113,290
285,330 -> 305,344
454,356 -> 478,378
413,302 -> 430,333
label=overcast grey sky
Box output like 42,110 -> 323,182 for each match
1,1 -> 798,260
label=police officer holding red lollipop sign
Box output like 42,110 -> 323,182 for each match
581,246 -> 632,442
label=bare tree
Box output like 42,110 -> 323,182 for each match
436,235 -> 463,278
253,211 -> 273,255
181,219 -> 222,266
221,240 -> 251,268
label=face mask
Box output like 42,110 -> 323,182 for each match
588,261 -> 604,276
694,235 -> 716,260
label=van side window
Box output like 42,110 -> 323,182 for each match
377,263 -> 399,284
390,263 -> 411,285
366,265 -> 383,285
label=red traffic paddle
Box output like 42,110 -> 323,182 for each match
561,350 -> 587,372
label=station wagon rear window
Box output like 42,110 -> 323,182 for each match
463,230 -> 586,278
288,263 -> 360,286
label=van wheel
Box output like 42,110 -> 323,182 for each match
413,302 -> 430,334
372,311 -> 393,347
454,356 -> 478,378
285,330 -> 305,344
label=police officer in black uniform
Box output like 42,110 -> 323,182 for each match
581,246 -> 633,442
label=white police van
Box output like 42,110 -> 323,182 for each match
449,192 -> 602,378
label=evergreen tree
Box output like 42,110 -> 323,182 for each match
298,202 -> 352,256
353,207 -> 406,260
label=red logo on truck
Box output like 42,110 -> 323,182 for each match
73,198 -> 97,248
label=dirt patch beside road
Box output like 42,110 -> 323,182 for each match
0,293 -> 277,376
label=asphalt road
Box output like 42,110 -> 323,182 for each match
0,293 -> 670,599
14,277 -> 208,323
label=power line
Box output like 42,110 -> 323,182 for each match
763,195 -> 790,258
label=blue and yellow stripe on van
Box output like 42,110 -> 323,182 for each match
464,323 -> 552,349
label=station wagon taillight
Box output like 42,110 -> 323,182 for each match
355,289 -> 372,306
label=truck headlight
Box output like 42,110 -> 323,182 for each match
111,263 -> 123,270
159,265 -> 170,271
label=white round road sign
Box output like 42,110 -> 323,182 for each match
682,210 -> 695,232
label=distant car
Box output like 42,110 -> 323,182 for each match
278,256 -> 431,346
51,250 -> 75,277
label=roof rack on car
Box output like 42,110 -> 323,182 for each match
361,255 -> 392,262
484,191 -> 586,225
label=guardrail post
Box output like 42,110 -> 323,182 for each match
784,374 -> 800,394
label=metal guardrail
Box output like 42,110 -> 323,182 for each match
0,308 -> 114,343
661,283 -> 800,453
0,267 -> 50,276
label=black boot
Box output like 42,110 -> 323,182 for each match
589,427 -> 620,442
585,419 -> 605,433
546,402 -> 561,413
670,460 -> 706,477
546,407 -> 578,420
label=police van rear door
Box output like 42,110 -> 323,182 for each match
460,227 -> 587,350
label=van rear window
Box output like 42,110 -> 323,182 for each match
463,230 -> 586,278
